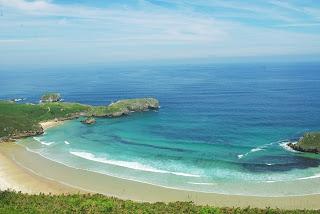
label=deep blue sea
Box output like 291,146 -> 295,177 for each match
1,62 -> 320,196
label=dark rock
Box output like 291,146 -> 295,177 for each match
81,117 -> 96,125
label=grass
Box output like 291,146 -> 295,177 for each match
88,98 -> 159,116
0,191 -> 318,214
298,133 -> 320,147
296,132 -> 320,151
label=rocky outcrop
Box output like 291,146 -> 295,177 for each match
104,98 -> 160,117
41,93 -> 61,103
81,117 -> 96,125
10,127 -> 44,140
287,132 -> 320,154
288,142 -> 319,153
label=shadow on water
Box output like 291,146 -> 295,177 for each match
241,155 -> 320,172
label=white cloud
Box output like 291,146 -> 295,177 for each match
0,0 -> 319,66
0,0 -> 228,44
0,0 -> 55,12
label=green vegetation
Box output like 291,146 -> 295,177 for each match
41,93 -> 61,103
0,95 -> 159,141
0,191 -> 318,214
0,101 -> 90,139
87,98 -> 159,117
289,132 -> 320,153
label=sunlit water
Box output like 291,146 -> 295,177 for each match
1,62 -> 320,195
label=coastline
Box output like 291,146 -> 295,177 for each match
0,120 -> 77,194
1,142 -> 320,209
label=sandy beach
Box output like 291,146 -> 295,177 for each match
0,143 -> 79,194
0,120 -> 76,194
40,120 -> 66,131
0,141 -> 320,210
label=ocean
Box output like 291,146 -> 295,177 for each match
1,62 -> 320,196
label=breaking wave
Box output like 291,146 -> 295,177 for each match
70,151 -> 200,178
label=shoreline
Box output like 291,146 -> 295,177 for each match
40,120 -> 66,131
1,142 -> 320,209
0,142 -> 81,194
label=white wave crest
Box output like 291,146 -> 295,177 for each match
188,182 -> 216,186
265,180 -> 276,183
250,147 -> 263,153
40,141 -> 54,146
70,151 -> 200,178
64,141 -> 70,145
237,154 -> 244,159
279,141 -> 299,153
33,137 -> 54,146
237,146 -> 265,159
297,174 -> 320,180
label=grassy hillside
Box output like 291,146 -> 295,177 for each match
0,191 -> 318,214
0,101 -> 90,139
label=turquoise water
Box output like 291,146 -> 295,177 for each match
1,62 -> 320,195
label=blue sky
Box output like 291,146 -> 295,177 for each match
0,0 -> 320,66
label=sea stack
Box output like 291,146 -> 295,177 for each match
41,93 -> 61,103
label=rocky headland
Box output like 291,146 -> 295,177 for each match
0,93 -> 159,143
287,132 -> 320,154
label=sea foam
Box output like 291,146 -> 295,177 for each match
279,141 -> 298,153
188,182 -> 216,186
33,137 -> 54,146
70,151 -> 200,177
237,146 -> 265,159
297,174 -> 320,180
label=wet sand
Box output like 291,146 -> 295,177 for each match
1,142 -> 320,210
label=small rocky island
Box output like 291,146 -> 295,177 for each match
0,93 -> 159,142
41,93 -> 61,103
288,132 -> 320,154
81,117 -> 96,125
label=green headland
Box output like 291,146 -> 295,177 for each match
0,93 -> 159,142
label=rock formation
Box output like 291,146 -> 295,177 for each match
81,117 -> 96,125
41,93 -> 61,103
287,132 -> 320,153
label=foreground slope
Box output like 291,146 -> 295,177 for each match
0,191 -> 319,214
